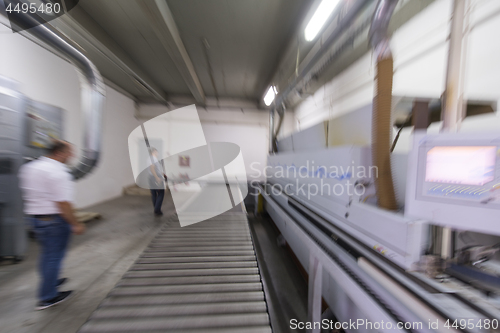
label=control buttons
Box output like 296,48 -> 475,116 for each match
427,185 -> 489,199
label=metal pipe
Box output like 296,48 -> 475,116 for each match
269,109 -> 275,154
2,4 -> 105,180
273,103 -> 286,152
441,0 -> 467,133
272,0 -> 370,109
369,0 -> 399,211
274,103 -> 286,138
438,0 -> 468,260
369,0 -> 398,59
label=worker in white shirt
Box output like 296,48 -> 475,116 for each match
18,141 -> 85,310
148,147 -> 166,216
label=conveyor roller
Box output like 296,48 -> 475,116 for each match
78,212 -> 272,332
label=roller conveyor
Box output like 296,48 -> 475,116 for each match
78,212 -> 272,333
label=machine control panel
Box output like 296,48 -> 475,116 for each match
417,144 -> 500,207
406,132 -> 500,236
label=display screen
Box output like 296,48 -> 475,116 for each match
425,146 -> 496,186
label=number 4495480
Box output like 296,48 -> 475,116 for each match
445,318 -> 498,330
6,2 -> 61,15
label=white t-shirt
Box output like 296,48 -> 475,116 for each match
147,155 -> 165,188
147,155 -> 163,178
18,156 -> 74,215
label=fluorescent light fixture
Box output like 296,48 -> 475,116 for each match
305,0 -> 340,41
264,86 -> 276,106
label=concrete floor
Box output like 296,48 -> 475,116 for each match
0,193 -> 175,333
0,192 -> 307,333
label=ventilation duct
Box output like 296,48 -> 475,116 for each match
369,0 -> 399,211
273,103 -> 286,152
1,3 -> 105,180
269,109 -> 275,154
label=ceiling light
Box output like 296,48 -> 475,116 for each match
264,86 -> 276,106
305,0 -> 340,41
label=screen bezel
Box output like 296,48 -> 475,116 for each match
415,141 -> 499,208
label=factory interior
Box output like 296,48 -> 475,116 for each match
1,0 -> 500,332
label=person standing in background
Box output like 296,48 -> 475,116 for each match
18,141 -> 85,310
148,147 -> 165,216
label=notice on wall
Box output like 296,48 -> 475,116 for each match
27,113 -> 61,148
179,155 -> 190,167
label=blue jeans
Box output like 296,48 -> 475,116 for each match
33,216 -> 71,301
150,189 -> 165,214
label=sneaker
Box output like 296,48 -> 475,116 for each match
35,291 -> 73,310
57,278 -> 68,287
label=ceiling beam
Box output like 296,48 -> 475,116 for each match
139,0 -> 206,105
50,6 -> 169,103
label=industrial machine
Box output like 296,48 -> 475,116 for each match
0,2 -> 106,262
260,121 -> 500,332
0,75 -> 65,261
0,76 -> 27,261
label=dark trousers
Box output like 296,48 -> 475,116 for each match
33,216 -> 71,301
150,189 -> 165,214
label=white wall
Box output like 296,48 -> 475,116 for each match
0,23 -> 140,208
138,104 -> 269,180
294,0 -> 500,135
202,123 -> 267,180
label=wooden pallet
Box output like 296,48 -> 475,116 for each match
123,184 -> 151,196
75,211 -> 102,223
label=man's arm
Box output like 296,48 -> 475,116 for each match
150,164 -> 161,183
51,168 -> 84,234
56,201 -> 85,235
